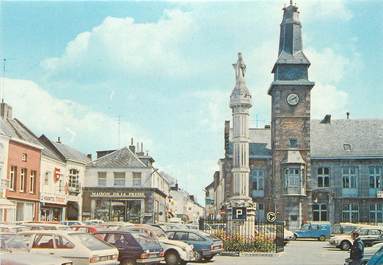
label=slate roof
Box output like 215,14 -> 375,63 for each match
50,140 -> 90,164
311,119 -> 383,159
227,119 -> 383,159
87,147 -> 148,168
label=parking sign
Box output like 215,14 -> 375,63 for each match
232,207 -> 247,220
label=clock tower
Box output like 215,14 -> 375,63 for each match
268,2 -> 315,230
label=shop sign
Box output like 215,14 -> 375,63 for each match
40,194 -> 66,205
54,168 -> 61,182
90,191 -> 146,198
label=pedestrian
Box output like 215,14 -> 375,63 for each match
349,230 -> 364,265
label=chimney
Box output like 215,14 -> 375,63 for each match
346,112 -> 350,119
141,142 -> 143,153
0,101 -> 12,120
264,125 -> 271,129
57,137 -> 61,143
129,137 -> 135,153
137,142 -> 145,156
320,114 -> 331,124
87,154 -> 92,160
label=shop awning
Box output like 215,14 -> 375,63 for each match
0,198 -> 16,209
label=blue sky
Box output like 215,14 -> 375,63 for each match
1,0 -> 382,203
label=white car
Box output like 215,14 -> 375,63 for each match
22,223 -> 69,231
119,224 -> 195,265
5,230 -> 119,265
362,243 -> 383,264
0,250 -> 73,265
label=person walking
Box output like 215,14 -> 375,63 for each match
349,230 -> 364,265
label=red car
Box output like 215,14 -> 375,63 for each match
69,225 -> 98,234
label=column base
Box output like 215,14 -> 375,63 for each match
226,197 -> 256,238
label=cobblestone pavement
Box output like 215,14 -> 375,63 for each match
192,240 -> 349,265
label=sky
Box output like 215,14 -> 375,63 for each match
0,0 -> 382,204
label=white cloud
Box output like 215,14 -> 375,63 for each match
2,77 -> 151,151
41,9 -> 195,80
311,83 -> 348,118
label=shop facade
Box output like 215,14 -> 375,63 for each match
82,187 -> 167,223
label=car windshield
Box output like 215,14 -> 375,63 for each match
71,233 -> 114,251
131,233 -> 160,250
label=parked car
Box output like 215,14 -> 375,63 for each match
330,226 -> 383,251
166,229 -> 223,262
22,223 -> 69,231
362,242 -> 383,265
0,224 -> 27,233
95,230 -> 164,265
367,245 -> 383,265
120,224 -> 195,265
69,225 -> 99,234
293,222 -> 331,241
83,220 -> 105,226
62,221 -> 84,226
284,228 -> 294,244
0,249 -> 73,265
332,223 -> 359,236
4,230 -> 119,265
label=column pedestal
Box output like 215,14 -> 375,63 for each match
226,197 -> 256,238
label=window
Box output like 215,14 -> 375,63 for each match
98,172 -> 107,187
20,168 -> 27,192
284,168 -> 301,188
173,232 -> 188,241
58,179 -> 64,192
9,166 -> 17,190
55,236 -> 75,249
251,169 -> 264,191
369,166 -> 382,189
313,204 -> 328,221
342,167 -> 358,189
6,234 -> 33,249
317,167 -> 330,188
44,171 -> 50,186
32,234 -> 54,248
114,172 -> 125,186
21,153 -> 27,162
289,138 -> 298,148
370,203 -> 383,223
258,203 -> 264,210
133,172 -> 142,187
29,170 -> 36,194
188,233 -> 203,241
69,169 -> 80,191
342,203 -> 359,222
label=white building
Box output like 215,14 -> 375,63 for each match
83,141 -> 170,223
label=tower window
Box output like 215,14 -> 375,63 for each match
289,138 -> 298,148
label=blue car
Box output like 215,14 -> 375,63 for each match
166,229 -> 223,262
294,222 -> 331,241
368,246 -> 383,265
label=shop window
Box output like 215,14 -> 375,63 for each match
9,166 -> 17,191
342,167 -> 358,189
29,170 -> 36,194
114,172 -> 125,186
20,168 -> 27,192
133,172 -> 142,187
369,166 -> 382,189
98,172 -> 107,187
317,167 -> 330,188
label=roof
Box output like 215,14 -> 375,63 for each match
311,119 -> 383,159
87,147 -> 148,168
228,119 -> 383,159
50,140 -> 90,164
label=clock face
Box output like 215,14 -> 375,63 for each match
287,93 -> 299,106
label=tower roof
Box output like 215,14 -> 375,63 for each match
272,2 -> 310,73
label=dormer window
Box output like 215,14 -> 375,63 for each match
289,138 -> 298,148
343,144 -> 352,151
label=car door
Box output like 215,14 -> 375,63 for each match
52,234 -> 76,260
30,233 -> 55,256
185,232 -> 206,252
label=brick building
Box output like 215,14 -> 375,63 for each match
207,2 -> 383,230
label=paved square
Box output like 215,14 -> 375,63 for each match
193,240 -> 349,265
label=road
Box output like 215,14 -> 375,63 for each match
193,240 -> 349,265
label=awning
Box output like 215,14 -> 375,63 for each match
0,198 -> 16,209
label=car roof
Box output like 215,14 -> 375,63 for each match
95,230 -> 132,234
19,230 -> 85,235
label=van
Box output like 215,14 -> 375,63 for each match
294,222 -> 331,241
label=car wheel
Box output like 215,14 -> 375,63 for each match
292,234 -> 297,240
121,259 -> 136,265
319,235 -> 326,241
340,240 -> 351,251
203,255 -> 214,261
194,251 -> 202,262
165,250 -> 181,265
